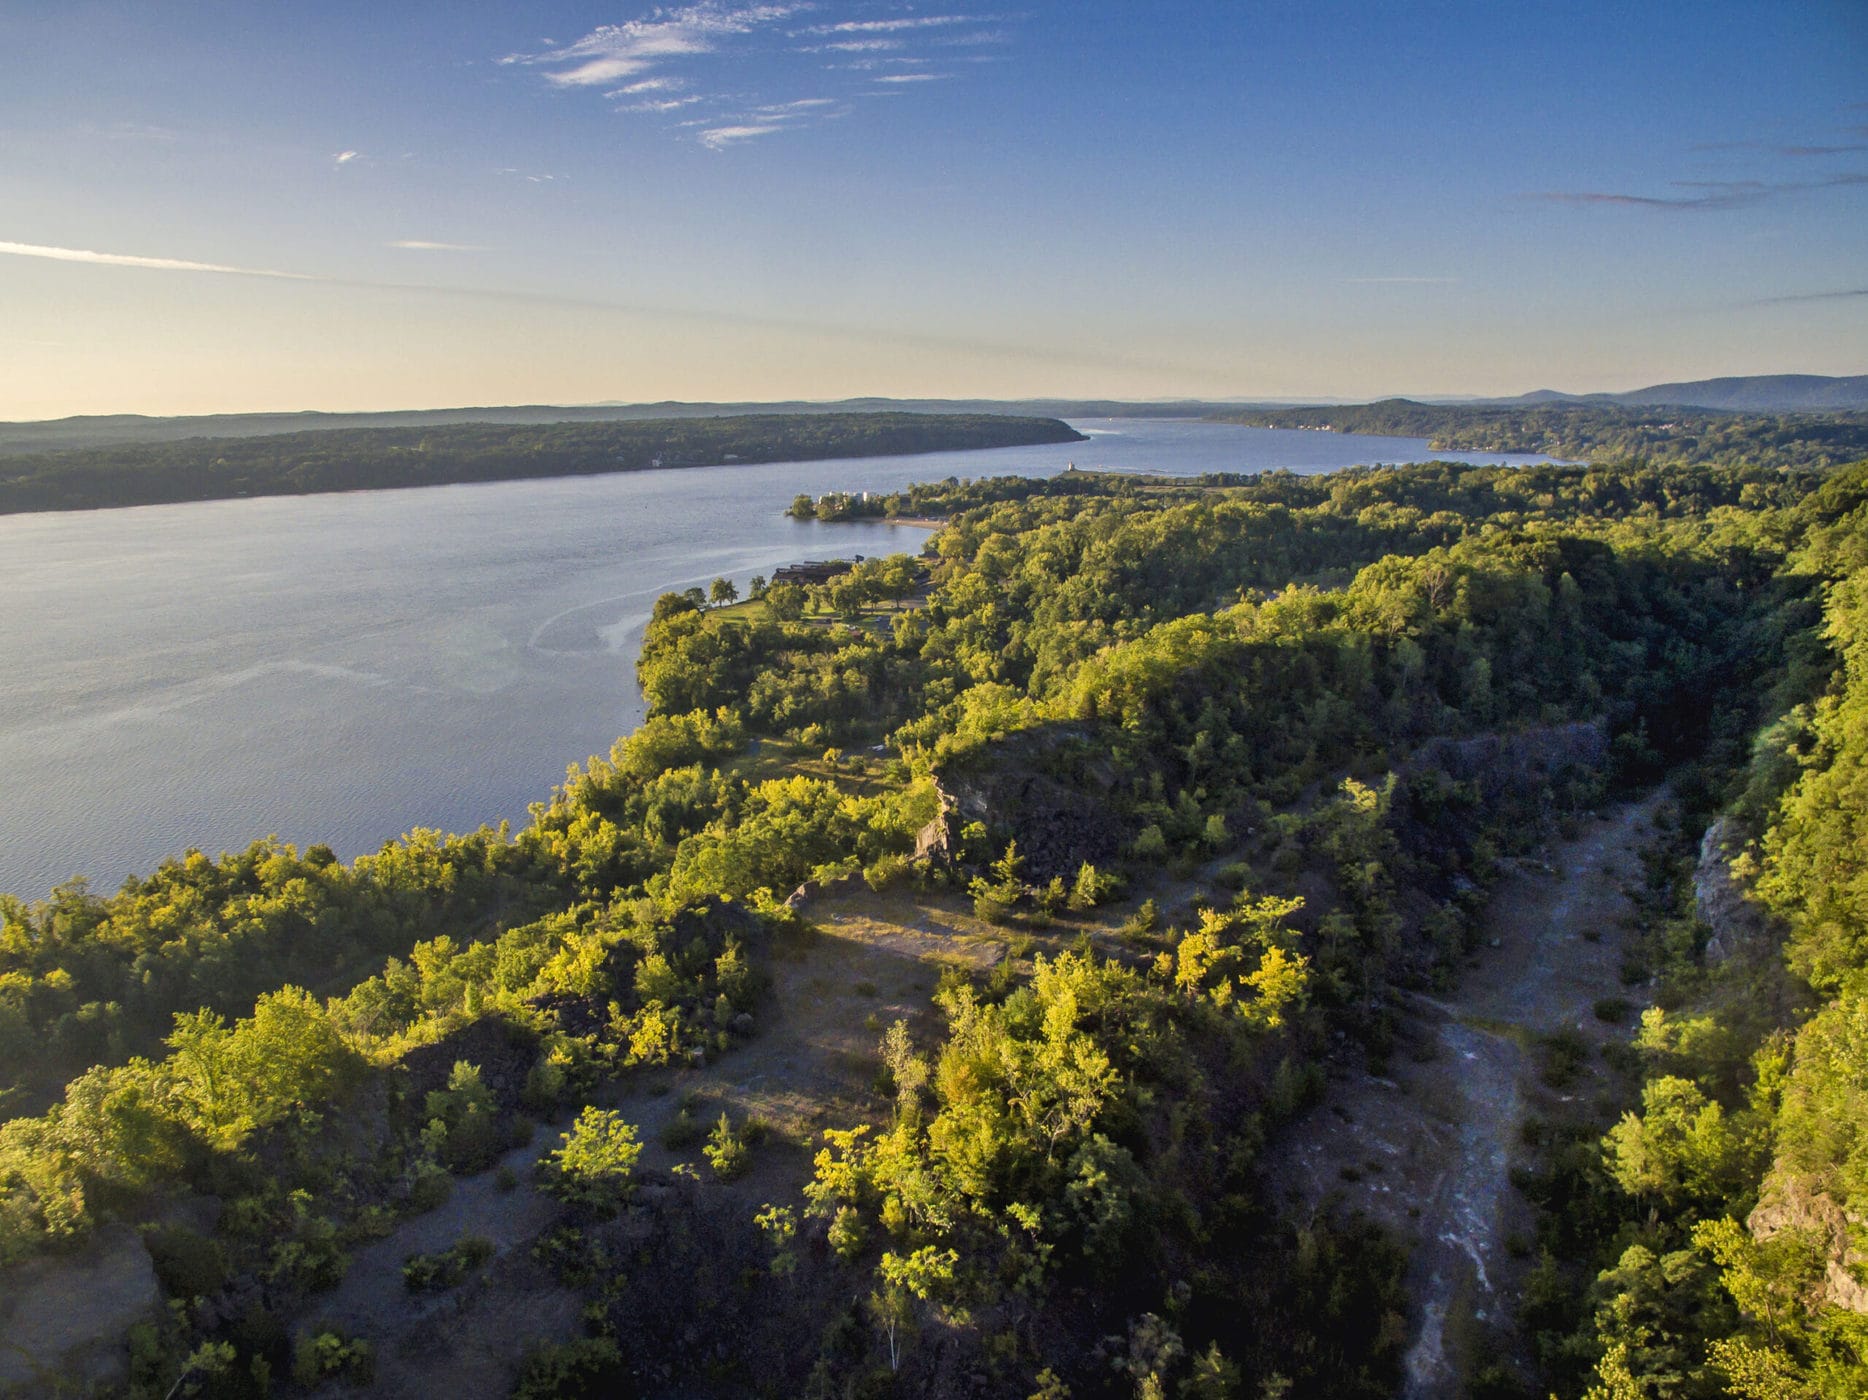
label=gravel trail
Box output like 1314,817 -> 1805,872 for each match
1266,793 -> 1666,1398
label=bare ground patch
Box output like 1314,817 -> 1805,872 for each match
1259,793 -> 1666,1399
296,889 -> 1003,1399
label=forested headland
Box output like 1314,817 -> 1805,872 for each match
0,413 -> 1085,515
2,452 -> 1867,1398
1211,399 -> 1868,472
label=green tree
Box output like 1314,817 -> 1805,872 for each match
765,582 -> 806,622
704,1112 -> 750,1181
539,1107 -> 643,1215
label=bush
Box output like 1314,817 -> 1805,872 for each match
1120,898 -> 1160,938
1069,862 -> 1123,911
660,1105 -> 705,1151
864,853 -> 910,891
291,1328 -> 374,1387
538,1107 -> 643,1216
1212,862 -> 1252,893
408,1162 -> 453,1213
402,1234 -> 494,1292
143,1225 -> 229,1300
512,1337 -> 625,1400
1539,1029 -> 1591,1089
1593,996 -> 1633,1024
704,1112 -> 751,1181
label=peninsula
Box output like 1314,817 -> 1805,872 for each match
0,412 -> 1086,516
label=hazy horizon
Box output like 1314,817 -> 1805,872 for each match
4,1 -> 1865,418
4,376 -> 1867,428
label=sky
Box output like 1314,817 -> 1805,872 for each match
0,0 -> 1864,418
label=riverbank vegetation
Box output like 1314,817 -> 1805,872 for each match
1211,400 -> 1868,473
0,412 -> 1085,515
2,454 -> 1865,1396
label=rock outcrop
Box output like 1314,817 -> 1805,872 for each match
1409,719 -> 1608,814
932,724 -> 1128,878
1694,816 -> 1779,964
1749,1170 -> 1868,1314
0,1222 -> 160,1391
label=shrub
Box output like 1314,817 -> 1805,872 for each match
661,1105 -> 705,1151
1593,996 -> 1633,1024
402,1235 -> 495,1292
291,1328 -> 375,1387
143,1225 -> 228,1300
538,1107 -> 643,1216
408,1162 -> 452,1213
1539,1029 -> 1591,1089
512,1337 -> 625,1400
1120,898 -> 1160,938
864,854 -> 911,891
704,1112 -> 750,1181
1212,862 -> 1252,893
1069,861 -> 1122,910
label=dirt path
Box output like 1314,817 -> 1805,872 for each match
1263,792 -> 1665,1399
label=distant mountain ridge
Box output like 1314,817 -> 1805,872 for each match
2,376 -> 1862,456
1472,374 -> 1868,412
0,399 -> 1228,456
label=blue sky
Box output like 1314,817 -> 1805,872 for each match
1,0 -> 1863,416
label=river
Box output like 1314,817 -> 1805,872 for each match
0,417 -> 1556,899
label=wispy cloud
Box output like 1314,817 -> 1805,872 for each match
388,240 -> 487,252
623,95 -> 708,112
1537,172 -> 1868,211
700,123 -> 786,148
333,150 -> 361,166
802,14 -> 984,33
503,3 -> 802,88
504,4 -> 1014,149
0,239 -> 320,280
1751,287 -> 1868,305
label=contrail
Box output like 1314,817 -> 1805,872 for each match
0,239 -> 320,280
0,235 -> 1225,383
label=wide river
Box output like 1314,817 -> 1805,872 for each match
0,418 -> 1556,899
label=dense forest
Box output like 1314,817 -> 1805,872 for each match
1210,400 -> 1868,473
2,451 -> 1866,1398
0,413 -> 1085,515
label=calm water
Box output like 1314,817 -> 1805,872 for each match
0,418 -> 1555,899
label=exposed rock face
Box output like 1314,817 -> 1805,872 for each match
399,1013 -> 542,1111
1749,1170 -> 1868,1314
1409,720 -> 1608,814
933,724 -> 1128,878
912,786 -> 958,866
1694,816 -> 1779,964
783,871 -> 863,910
0,1222 -> 160,1391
